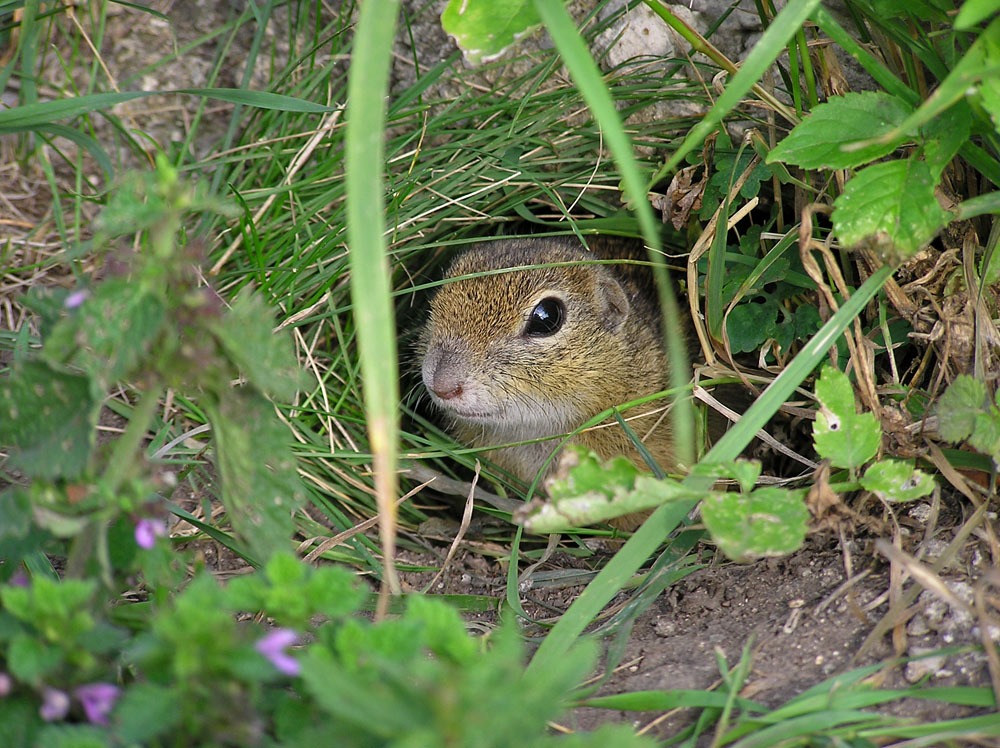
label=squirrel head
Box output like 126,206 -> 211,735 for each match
419,237 -> 653,442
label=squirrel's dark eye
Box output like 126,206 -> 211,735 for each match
523,297 -> 565,337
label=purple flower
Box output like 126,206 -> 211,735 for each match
64,289 -> 90,309
8,570 -> 29,587
40,687 -> 70,721
0,672 -> 12,697
134,517 -> 167,549
255,628 -> 300,677
75,682 -> 120,726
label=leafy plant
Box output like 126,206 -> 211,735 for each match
936,374 -> 1000,466
0,157 -> 657,743
0,157 -> 303,571
521,366 -> 933,560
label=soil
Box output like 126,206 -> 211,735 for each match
3,0 -> 997,740
396,505 -> 997,735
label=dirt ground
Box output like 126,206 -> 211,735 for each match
5,0 -> 997,738
395,499 -> 996,734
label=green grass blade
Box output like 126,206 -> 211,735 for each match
647,0 -> 821,186
345,0 -> 402,600
0,89 -> 335,133
524,497 -> 698,680
532,0 -> 694,465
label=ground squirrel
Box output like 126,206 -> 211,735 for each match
419,235 -> 681,487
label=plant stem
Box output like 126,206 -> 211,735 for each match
102,385 -> 163,493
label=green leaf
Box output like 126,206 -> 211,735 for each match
225,554 -> 365,629
690,460 -> 762,493
206,290 -> 300,401
956,0 -> 1000,29
441,0 -> 541,65
522,448 -> 700,532
860,459 -> 936,502
936,374 -> 987,442
206,389 -> 305,562
833,158 -> 952,260
405,595 -> 478,664
33,725 -> 110,748
969,410 -> 1000,465
0,362 -> 98,480
701,486 -> 809,562
0,488 -> 33,542
726,298 -> 779,354
979,71 -> 1000,131
45,279 -> 166,388
22,286 -> 72,339
114,683 -> 182,743
7,634 -> 63,681
812,367 -> 881,470
921,101 -> 973,180
546,447 -> 640,500
0,700 -> 40,747
857,16 -> 1000,146
767,92 -> 914,169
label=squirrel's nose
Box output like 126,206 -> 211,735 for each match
422,346 -> 467,401
431,381 -> 463,400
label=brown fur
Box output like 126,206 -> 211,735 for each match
419,235 -> 682,489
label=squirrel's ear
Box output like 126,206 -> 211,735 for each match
597,275 -> 629,332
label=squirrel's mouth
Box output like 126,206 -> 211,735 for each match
440,405 -> 498,423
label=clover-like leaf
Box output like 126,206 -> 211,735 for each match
861,459 -> 935,502
701,487 -> 809,562
812,366 -> 880,470
936,374 -> 987,442
441,0 -> 541,65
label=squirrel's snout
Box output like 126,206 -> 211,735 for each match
422,345 -> 470,403
430,379 -> 463,400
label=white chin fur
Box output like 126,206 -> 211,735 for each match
440,393 -> 579,442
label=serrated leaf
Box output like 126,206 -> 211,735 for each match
114,683 -> 182,743
726,299 -> 779,354
206,291 -> 300,401
833,158 -> 952,259
7,634 -> 63,681
0,700 -> 39,747
690,459 -> 762,493
921,101 -> 973,180
45,279 -> 166,387
545,447 -> 639,500
767,92 -> 914,169
936,374 -> 987,442
441,0 -> 541,65
969,410 -> 1000,465
813,366 -> 858,416
861,459 -> 935,501
701,487 -> 809,562
207,389 -> 305,562
34,725 -> 110,748
0,488 -> 33,541
405,595 -> 478,663
525,467 -> 697,533
812,367 -> 880,469
0,362 -> 97,480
